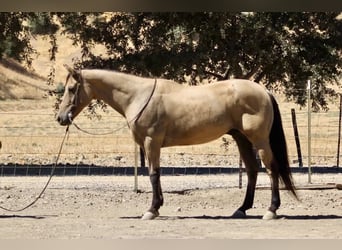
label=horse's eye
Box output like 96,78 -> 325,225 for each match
68,85 -> 77,93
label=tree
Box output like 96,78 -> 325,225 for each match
1,12 -> 342,110
0,13 -> 34,66
0,12 -> 59,66
55,12 -> 342,110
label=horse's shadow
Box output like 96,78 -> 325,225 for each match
0,214 -> 57,219
279,214 -> 342,220
120,214 -> 342,220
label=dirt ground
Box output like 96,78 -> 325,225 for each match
0,172 -> 341,239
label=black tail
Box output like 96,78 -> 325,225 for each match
269,93 -> 298,199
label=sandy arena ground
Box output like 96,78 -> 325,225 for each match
0,172 -> 341,239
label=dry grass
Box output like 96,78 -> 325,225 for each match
0,33 -> 341,168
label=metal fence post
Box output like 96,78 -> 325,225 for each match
307,80 -> 312,183
238,156 -> 242,189
291,108 -> 303,167
337,94 -> 342,168
134,142 -> 139,192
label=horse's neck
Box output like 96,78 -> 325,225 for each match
83,70 -> 151,119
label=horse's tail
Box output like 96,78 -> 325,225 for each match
268,93 -> 298,199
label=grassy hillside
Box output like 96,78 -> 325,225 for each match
0,57 -> 48,100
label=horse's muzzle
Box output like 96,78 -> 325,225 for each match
57,112 -> 73,126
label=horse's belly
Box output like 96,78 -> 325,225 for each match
161,92 -> 233,147
162,125 -> 229,147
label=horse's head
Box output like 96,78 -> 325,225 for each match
56,65 -> 93,126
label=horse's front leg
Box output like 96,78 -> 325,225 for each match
141,138 -> 163,220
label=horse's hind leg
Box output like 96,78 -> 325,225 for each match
229,130 -> 259,218
256,142 -> 280,220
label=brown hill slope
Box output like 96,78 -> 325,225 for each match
0,57 -> 48,100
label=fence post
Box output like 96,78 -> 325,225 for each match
291,108 -> 303,167
238,156 -> 242,189
134,142 -> 139,192
307,80 -> 312,183
140,147 -> 146,168
337,94 -> 342,168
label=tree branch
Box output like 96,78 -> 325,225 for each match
243,65 -> 262,80
203,70 -> 226,80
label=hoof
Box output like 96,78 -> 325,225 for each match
262,210 -> 277,220
141,211 -> 159,220
231,210 -> 246,218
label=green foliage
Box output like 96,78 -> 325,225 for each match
54,12 -> 342,110
1,12 -> 342,110
0,12 -> 60,67
0,13 -> 36,65
29,12 -> 59,35
55,82 -> 65,96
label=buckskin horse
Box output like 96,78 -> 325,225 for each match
57,65 -> 297,220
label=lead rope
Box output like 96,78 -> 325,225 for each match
0,126 -> 70,212
71,122 -> 126,136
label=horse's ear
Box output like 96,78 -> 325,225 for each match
64,64 -> 82,82
64,64 -> 73,73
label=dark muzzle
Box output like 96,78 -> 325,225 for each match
57,112 -> 73,126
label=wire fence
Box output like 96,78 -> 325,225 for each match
0,92 -> 341,176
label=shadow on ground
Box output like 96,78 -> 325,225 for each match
120,214 -> 342,220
